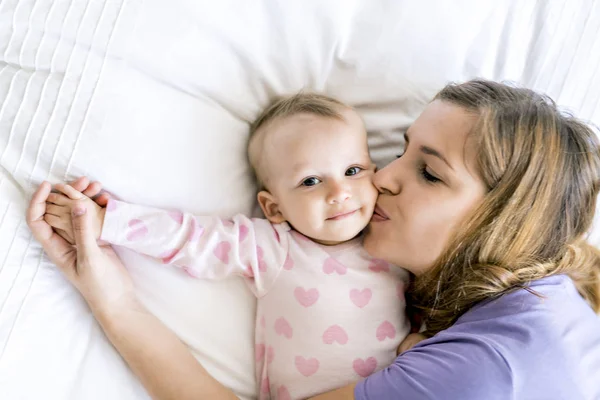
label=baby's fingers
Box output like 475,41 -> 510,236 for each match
47,192 -> 72,206
45,203 -> 69,217
44,213 -> 71,231
54,183 -> 86,201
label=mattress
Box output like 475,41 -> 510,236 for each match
1,0 -> 599,399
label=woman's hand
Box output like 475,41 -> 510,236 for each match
27,181 -> 135,316
398,333 -> 427,354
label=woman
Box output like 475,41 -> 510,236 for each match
27,80 -> 600,399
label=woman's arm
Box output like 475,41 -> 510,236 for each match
308,385 -> 356,399
28,183 -> 240,400
96,302 -> 238,400
101,295 -> 357,400
99,300 -> 357,400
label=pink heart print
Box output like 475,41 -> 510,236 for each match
322,257 -> 347,275
260,316 -> 266,328
274,317 -> 293,339
376,320 -> 396,341
261,377 -> 270,394
239,224 -> 249,242
266,346 -> 275,364
283,254 -> 294,270
353,357 -> 377,378
256,246 -> 267,272
243,265 -> 254,278
277,386 -> 292,400
213,241 -> 231,263
159,248 -> 179,264
255,344 -> 265,362
126,219 -> 148,241
322,325 -> 349,345
368,259 -> 390,273
295,356 -> 320,377
168,210 -> 184,225
294,287 -> 319,307
349,288 -> 372,308
188,219 -> 205,242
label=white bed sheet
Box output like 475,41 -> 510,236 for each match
1,1 -> 599,399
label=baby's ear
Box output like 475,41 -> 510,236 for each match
257,191 -> 286,224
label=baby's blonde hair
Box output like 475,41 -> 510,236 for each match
248,92 -> 349,189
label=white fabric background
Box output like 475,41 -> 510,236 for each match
1,1 -> 599,399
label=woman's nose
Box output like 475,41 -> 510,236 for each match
327,182 -> 352,204
373,158 -> 403,195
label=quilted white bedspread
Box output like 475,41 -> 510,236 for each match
1,1 -> 599,399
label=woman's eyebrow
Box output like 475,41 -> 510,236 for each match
421,146 -> 454,171
404,131 -> 454,171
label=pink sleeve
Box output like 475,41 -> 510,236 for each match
101,199 -> 288,295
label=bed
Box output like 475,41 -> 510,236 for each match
1,0 -> 599,399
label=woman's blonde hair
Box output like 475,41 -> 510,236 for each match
412,79 -> 600,336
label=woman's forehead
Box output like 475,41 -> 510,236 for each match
409,100 -> 478,169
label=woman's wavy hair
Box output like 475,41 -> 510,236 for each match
412,79 -> 600,336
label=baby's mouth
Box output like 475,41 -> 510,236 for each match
327,208 -> 359,221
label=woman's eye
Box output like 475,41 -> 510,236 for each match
302,177 -> 321,187
421,166 -> 441,183
345,167 -> 362,176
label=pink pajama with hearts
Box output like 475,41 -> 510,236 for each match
101,199 -> 410,400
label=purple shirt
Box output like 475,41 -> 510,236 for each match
355,275 -> 600,399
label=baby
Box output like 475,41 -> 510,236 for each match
45,93 -> 410,399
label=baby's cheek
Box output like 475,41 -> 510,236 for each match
364,180 -> 379,207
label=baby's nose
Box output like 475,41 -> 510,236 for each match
327,183 -> 351,204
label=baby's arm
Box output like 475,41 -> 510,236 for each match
100,199 -> 286,286
46,183 -> 287,288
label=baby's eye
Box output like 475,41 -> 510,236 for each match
345,167 -> 362,176
302,177 -> 321,187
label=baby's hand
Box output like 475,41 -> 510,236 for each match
44,183 -> 106,245
397,333 -> 427,355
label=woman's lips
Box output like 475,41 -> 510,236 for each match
371,205 -> 389,222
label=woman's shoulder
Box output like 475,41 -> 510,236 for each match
355,275 -> 600,400
450,274 -> 600,350
437,274 -> 600,398
457,274 -> 597,327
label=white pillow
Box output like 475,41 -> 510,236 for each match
1,1 -> 599,399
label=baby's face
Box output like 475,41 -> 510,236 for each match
259,109 -> 377,245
